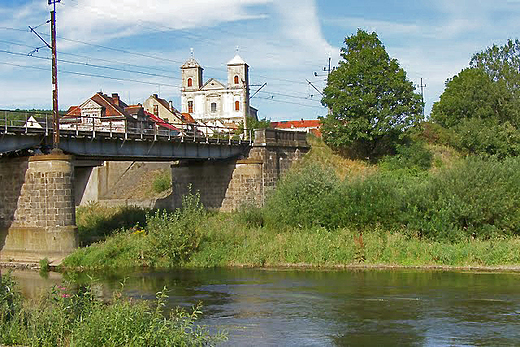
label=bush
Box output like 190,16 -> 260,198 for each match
262,155 -> 520,242
0,274 -> 226,346
452,118 -> 520,158
145,191 -> 206,266
0,271 -> 22,327
264,163 -> 344,229
152,170 -> 172,194
76,203 -> 149,245
379,141 -> 433,173
402,156 -> 520,240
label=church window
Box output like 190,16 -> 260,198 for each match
211,102 -> 217,113
234,75 -> 239,85
235,101 -> 240,111
188,101 -> 194,113
187,78 -> 193,87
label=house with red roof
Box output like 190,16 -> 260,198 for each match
61,92 -> 151,133
270,119 -> 321,137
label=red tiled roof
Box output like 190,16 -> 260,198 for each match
181,112 -> 196,124
144,111 -> 179,131
91,92 -> 128,117
65,106 -> 80,117
270,119 -> 321,129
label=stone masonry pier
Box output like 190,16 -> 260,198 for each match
171,129 -> 309,211
0,153 -> 78,263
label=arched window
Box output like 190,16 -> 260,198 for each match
235,101 -> 240,111
234,75 -> 239,84
187,78 -> 193,87
188,101 -> 194,113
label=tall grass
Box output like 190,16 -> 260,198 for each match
64,153 -> 520,270
63,192 -> 205,270
0,272 -> 225,346
264,156 -> 520,241
76,202 -> 149,245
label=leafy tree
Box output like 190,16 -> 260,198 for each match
235,116 -> 271,138
431,39 -> 520,157
321,29 -> 423,159
430,68 -> 497,128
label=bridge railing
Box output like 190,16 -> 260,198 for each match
1,110 -> 254,145
1,109 -> 52,136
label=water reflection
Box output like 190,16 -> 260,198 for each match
9,268 -> 520,346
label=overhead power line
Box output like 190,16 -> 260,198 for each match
256,96 -> 325,109
0,48 -> 179,80
0,61 -> 179,87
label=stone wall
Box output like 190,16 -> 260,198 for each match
172,129 -> 309,211
0,154 -> 78,263
0,157 -> 28,231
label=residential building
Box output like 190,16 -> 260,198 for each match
143,94 -> 185,125
271,119 -> 322,137
62,92 -> 151,133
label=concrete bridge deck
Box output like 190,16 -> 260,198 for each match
1,125 -> 251,161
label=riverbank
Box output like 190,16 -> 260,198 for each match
59,210 -> 520,272
58,138 -> 520,272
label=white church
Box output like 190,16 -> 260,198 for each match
180,53 -> 258,128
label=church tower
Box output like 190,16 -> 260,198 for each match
181,53 -> 203,92
227,54 -> 250,121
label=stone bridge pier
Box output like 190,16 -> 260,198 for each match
0,153 -> 78,263
171,129 -> 309,211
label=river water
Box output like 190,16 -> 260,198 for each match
8,268 -> 520,346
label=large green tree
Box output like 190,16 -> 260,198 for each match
433,39 -> 520,128
321,29 -> 423,159
431,39 -> 520,157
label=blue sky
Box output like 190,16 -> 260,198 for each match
1,0 -> 520,121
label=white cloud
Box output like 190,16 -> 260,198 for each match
58,0 -> 273,43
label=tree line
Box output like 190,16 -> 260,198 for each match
320,29 -> 520,160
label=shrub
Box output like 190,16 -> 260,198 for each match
0,274 -> 225,346
235,205 -> 265,228
0,271 -> 22,327
76,203 -> 149,245
379,141 -> 433,173
152,170 -> 172,194
402,156 -> 520,240
145,191 -> 206,266
264,163 -> 344,229
452,118 -> 520,158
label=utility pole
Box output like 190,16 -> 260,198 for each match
313,56 -> 335,115
314,56 -> 334,78
50,0 -> 61,149
418,78 -> 426,117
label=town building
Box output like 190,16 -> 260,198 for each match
143,94 -> 185,125
271,119 -> 322,137
62,92 -> 151,133
180,53 -> 258,128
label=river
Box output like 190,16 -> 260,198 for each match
8,268 -> 520,346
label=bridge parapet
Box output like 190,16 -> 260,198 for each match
254,128 -> 309,148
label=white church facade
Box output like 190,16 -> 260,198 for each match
180,54 -> 258,128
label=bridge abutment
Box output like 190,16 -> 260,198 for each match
171,129 -> 309,211
0,153 -> 78,263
